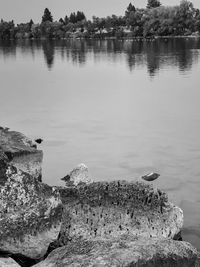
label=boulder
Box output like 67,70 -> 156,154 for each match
58,181 -> 183,244
0,165 -> 63,259
61,163 -> 92,186
0,127 -> 43,182
0,257 -> 20,267
1,127 -> 199,266
34,237 -> 200,267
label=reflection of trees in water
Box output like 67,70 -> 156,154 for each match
1,38 -> 200,76
123,38 -> 200,77
54,39 -> 86,66
172,38 -> 200,72
69,40 -> 86,65
42,41 -> 55,70
0,39 -> 17,58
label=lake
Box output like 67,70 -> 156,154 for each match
0,38 -> 200,250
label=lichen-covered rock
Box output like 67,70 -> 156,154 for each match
58,181 -> 183,244
34,237 -> 200,267
0,127 -> 43,182
0,165 -> 63,259
0,257 -> 20,267
61,163 -> 93,186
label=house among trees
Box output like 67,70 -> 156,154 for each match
0,1 -> 200,40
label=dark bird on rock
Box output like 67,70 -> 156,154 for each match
61,175 -> 70,182
35,138 -> 43,144
141,172 -> 160,182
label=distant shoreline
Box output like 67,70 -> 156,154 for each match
1,35 -> 199,42
1,2 -> 200,41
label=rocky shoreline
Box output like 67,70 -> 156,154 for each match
0,126 -> 200,266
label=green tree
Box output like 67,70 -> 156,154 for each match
42,8 -> 53,23
147,0 -> 161,9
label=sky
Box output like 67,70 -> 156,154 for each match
0,0 -> 200,24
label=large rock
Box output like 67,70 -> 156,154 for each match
58,181 -> 183,244
0,165 -> 63,259
0,257 -> 20,267
35,237 -> 200,267
0,127 -> 43,182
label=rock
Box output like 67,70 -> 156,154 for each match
0,151 -> 9,185
58,181 -> 183,244
141,172 -> 160,182
34,237 -> 200,267
1,127 -> 199,266
0,257 -> 20,267
0,127 -> 43,182
0,165 -> 63,259
61,163 -> 93,186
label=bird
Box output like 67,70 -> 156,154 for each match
61,174 -> 70,182
141,172 -> 160,182
35,138 -> 43,144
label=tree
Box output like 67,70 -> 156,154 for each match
147,0 -> 161,9
76,11 -> 86,22
29,19 -> 34,30
59,18 -> 64,24
69,12 -> 77,23
64,15 -> 69,25
42,8 -> 53,23
175,0 -> 195,34
69,11 -> 86,24
125,3 -> 136,16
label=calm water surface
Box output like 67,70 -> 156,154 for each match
1,38 -> 200,249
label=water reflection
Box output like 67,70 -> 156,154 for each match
1,38 -> 200,76
0,39 -> 17,58
42,41 -> 55,69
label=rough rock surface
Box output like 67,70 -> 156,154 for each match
0,165 -> 63,259
58,181 -> 183,244
0,127 -> 43,182
1,127 -> 199,266
61,163 -> 92,186
0,257 -> 20,267
35,237 -> 200,267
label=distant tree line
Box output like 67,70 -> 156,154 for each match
1,0 -> 200,40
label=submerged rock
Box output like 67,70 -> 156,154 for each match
0,127 -> 43,182
58,181 -> 183,244
61,163 -> 93,186
35,237 -> 200,267
0,165 -> 63,259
